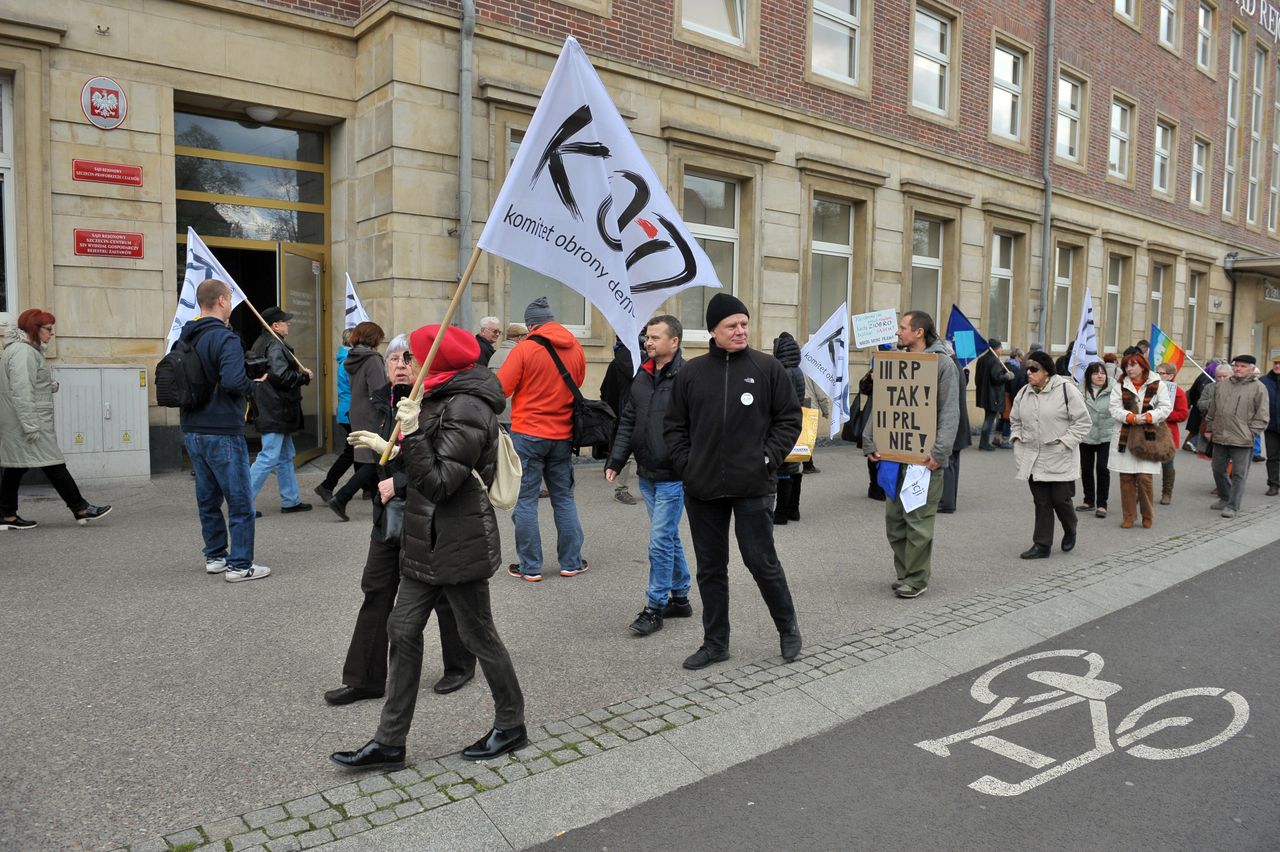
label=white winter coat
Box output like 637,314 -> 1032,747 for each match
1108,374 -> 1172,475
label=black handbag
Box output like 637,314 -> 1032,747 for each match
529,335 -> 617,453
841,392 -> 871,446
379,496 -> 405,545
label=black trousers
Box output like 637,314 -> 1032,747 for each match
1267,432 -> 1279,488
684,494 -> 798,654
321,423 -> 355,490
376,574 -> 524,747
1079,442 -> 1111,508
0,464 -> 88,516
939,450 -> 961,512
1029,478 -> 1076,549
334,462 -> 379,507
341,536 -> 474,691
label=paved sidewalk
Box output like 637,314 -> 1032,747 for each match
1,444 -> 1275,850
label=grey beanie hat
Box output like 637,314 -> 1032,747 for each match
524,297 -> 554,327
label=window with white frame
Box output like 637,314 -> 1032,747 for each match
912,7 -> 951,115
1154,120 -> 1174,193
809,196 -> 854,335
1197,3 -> 1215,70
812,0 -> 861,85
1115,0 -> 1136,22
683,171 -> 740,335
0,76 -> 13,315
1109,99 -> 1132,179
1159,0 -> 1178,47
991,44 -> 1023,141
988,233 -> 1013,343
1225,27 -> 1243,217
1150,262 -> 1168,330
1104,254 -> 1126,352
683,0 -> 746,45
1248,46 -> 1267,225
1185,271 -> 1201,353
910,216 -> 943,318
1057,74 -> 1083,161
1271,64 -> 1280,229
1192,137 -> 1209,205
1051,244 -> 1074,352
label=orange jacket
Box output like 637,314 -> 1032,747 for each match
496,322 -> 585,440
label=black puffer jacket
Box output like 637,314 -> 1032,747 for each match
399,367 -> 505,586
249,333 -> 310,434
608,351 -> 684,481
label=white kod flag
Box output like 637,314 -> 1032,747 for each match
344,273 -> 371,329
800,303 -> 851,439
477,37 -> 720,369
167,228 -> 249,352
1068,286 -> 1098,382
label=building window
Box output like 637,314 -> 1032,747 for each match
1159,0 -> 1178,47
1192,137 -> 1210,206
0,76 -> 13,314
1115,0 -> 1136,22
1224,27 -> 1244,217
1104,254 -> 1127,352
1271,64 -> 1280,230
1248,46 -> 1267,225
1057,73 -> 1084,162
912,7 -> 952,116
1150,262 -> 1168,330
812,0 -> 861,85
910,216 -> 943,318
991,43 -> 1023,141
1154,120 -> 1174,194
1197,2 -> 1215,71
808,196 -> 854,335
988,233 -> 1013,343
683,0 -> 746,45
683,171 -> 740,335
1185,271 -> 1201,353
1050,244 -> 1075,352
1108,99 -> 1133,179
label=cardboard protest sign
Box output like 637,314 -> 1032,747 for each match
872,351 -> 938,464
852,308 -> 897,348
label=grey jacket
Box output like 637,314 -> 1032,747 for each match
1204,375 -> 1270,448
0,327 -> 65,468
862,339 -> 960,466
1081,377 -> 1118,445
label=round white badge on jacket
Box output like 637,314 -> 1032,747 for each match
740,392 -> 754,406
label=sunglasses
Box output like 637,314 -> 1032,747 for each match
1025,366 -> 1041,374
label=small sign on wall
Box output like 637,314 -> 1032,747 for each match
80,76 -> 129,130
73,159 -> 143,186
74,229 -> 144,258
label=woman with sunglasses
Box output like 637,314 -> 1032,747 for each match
1108,352 -> 1173,528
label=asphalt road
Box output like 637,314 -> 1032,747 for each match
544,540 -> 1280,852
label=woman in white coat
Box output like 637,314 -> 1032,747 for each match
1108,352 -> 1172,529
1010,351 -> 1092,559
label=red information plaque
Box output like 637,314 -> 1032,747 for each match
73,159 -> 143,186
74,229 -> 144,258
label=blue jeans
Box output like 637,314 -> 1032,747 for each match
185,433 -> 255,570
510,432 -> 584,575
250,432 -> 301,508
638,478 -> 692,609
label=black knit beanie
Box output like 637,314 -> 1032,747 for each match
705,293 -> 749,331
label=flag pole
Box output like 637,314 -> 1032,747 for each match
975,345 -> 1014,377
378,246 -> 483,464
1182,352 -> 1214,381
241,299 -> 308,372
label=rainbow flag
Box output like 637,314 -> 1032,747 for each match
1149,323 -> 1186,371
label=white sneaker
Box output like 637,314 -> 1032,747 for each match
205,556 -> 228,574
225,564 -> 271,583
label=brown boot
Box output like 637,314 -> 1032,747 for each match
1137,474 -> 1155,527
1160,468 -> 1174,505
1119,474 -> 1137,529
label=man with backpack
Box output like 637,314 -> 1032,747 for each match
175,279 -> 270,582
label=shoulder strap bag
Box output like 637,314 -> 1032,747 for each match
529,335 -> 616,453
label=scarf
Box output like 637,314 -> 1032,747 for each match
1117,381 -> 1159,454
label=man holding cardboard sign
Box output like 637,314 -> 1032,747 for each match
862,311 -> 960,599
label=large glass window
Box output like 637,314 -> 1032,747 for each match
1154,120 -> 1174,193
1057,74 -> 1083,161
0,76 -> 13,314
1272,64 -> 1280,230
1225,27 -> 1244,217
683,0 -> 746,45
1115,0 -> 1136,21
1051,245 -> 1074,351
683,171 -> 740,335
1192,138 -> 1210,205
910,216 -> 943,318
991,44 -> 1023,141
1185,271 -> 1201,353
809,196 -> 853,335
988,233 -> 1013,343
912,8 -> 951,115
1248,47 -> 1267,225
1159,0 -> 1178,47
1150,263 -> 1168,330
1109,99 -> 1132,179
812,0 -> 861,85
1104,254 -> 1126,352
1197,3 -> 1215,71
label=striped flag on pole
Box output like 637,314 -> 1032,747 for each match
1149,323 -> 1186,371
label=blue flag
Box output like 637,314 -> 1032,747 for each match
944,305 -> 991,367
876,461 -> 901,501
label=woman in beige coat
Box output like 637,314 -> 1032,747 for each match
1108,353 -> 1173,529
1010,350 -> 1092,559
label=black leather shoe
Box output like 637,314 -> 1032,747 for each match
629,607 -> 664,636
323,685 -> 384,706
281,502 -> 313,514
661,596 -> 693,618
780,625 -> 802,662
461,725 -> 528,761
328,497 -> 349,522
314,484 -> 334,503
330,739 -> 405,770
1020,545 -> 1051,559
432,670 -> 475,695
1061,532 -> 1077,552
682,645 -> 730,670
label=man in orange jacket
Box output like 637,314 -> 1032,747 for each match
496,297 -> 588,582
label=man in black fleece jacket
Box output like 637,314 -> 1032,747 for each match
665,294 -> 804,670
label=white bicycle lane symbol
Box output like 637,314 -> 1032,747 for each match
914,649 -> 1250,797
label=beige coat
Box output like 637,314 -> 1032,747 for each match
0,327 -> 66,468
1010,374 -> 1092,482
1108,374 -> 1172,475
1203,375 -> 1270,447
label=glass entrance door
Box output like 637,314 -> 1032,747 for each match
281,246 -> 325,461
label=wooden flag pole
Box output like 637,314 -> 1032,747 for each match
975,345 -> 1015,378
378,246 -> 484,464
241,299 -> 309,373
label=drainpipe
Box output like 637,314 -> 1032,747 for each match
456,0 -> 476,329
1224,251 -> 1239,358
1037,0 -> 1056,346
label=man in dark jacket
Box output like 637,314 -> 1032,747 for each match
599,337 -> 638,504
248,306 -> 313,514
665,294 -> 804,670
976,338 -> 1010,450
606,316 -> 691,637
938,342 -> 972,514
771,331 -> 806,524
1264,356 -> 1280,496
179,279 -> 268,583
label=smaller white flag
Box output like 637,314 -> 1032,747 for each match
167,228 -> 249,352
344,274 -> 371,329
799,303 -> 851,439
1068,286 -> 1098,382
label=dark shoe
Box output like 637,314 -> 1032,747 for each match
255,510 -> 264,519
433,670 -> 475,695
614,489 -> 638,505
507,564 -> 542,582
1020,545 -> 1051,559
937,506 -> 955,514
281,502 -> 313,514
868,490 -> 886,501
661,596 -> 693,618
629,607 -> 664,636
330,739 -> 405,771
0,516 -> 37,531
803,461 -> 820,474
539,488 -> 549,499
1061,532 -> 1076,552
1253,455 -> 1265,463
773,514 -> 788,525
74,505 -> 112,525
1267,486 -> 1279,496
328,497 -> 349,522
1075,502 -> 1095,512
780,626 -> 802,662
314,484 -> 334,503
979,444 -> 995,451
324,685 -> 384,706
682,645 -> 730,670
461,725 -> 528,761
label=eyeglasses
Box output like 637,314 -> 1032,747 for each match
387,354 -> 415,364
40,325 -> 55,332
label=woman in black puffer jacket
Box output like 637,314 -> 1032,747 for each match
772,332 -> 807,524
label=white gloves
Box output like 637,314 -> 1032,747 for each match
347,430 -> 398,460
396,397 -> 421,436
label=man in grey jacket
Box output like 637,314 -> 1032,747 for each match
863,310 -> 959,599
1204,354 -> 1270,517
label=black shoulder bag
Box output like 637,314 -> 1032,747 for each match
529,335 -> 616,454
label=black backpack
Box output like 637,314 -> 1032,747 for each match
156,325 -> 217,410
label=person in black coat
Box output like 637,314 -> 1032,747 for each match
599,337 -> 638,502
331,324 -> 526,770
976,338 -> 1011,450
771,331 -> 807,524
248,307 -> 313,513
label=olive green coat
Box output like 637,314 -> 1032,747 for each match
0,326 -> 66,468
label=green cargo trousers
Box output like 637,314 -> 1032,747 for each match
883,466 -> 944,592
